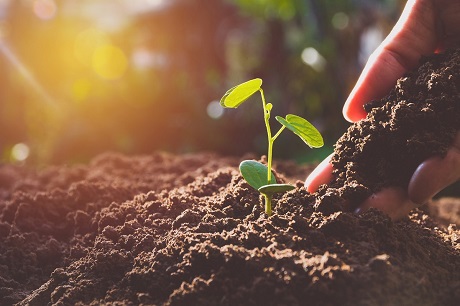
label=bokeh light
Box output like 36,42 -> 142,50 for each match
92,44 -> 128,80
301,47 -> 326,72
0,0 -> 404,163
33,0 -> 57,20
332,12 -> 349,30
207,101 -> 224,119
72,78 -> 92,102
11,143 -> 30,161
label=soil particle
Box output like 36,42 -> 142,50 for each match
1,49 -> 460,305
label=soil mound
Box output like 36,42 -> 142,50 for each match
1,49 -> 459,305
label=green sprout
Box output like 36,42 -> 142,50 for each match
220,78 -> 324,216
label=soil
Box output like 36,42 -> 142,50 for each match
1,50 -> 460,305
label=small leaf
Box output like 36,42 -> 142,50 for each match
239,160 -> 276,190
266,103 -> 273,111
276,114 -> 324,148
258,184 -> 295,195
220,79 -> 262,108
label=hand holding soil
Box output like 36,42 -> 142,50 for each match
343,0 -> 460,122
306,0 -> 460,219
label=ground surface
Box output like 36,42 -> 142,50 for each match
0,50 -> 459,305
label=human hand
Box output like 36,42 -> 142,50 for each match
305,0 -> 460,219
344,0 -> 460,122
305,133 -> 460,219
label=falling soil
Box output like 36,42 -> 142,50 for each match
1,49 -> 460,305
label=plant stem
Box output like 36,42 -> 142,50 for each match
260,89 -> 273,184
272,126 -> 286,142
264,194 -> 272,216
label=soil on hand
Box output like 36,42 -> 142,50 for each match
325,48 -> 460,212
1,49 -> 460,305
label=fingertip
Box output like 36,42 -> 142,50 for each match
342,68 -> 372,123
343,96 -> 367,123
305,154 -> 334,193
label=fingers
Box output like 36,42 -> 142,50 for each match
408,132 -> 460,204
358,187 -> 418,220
343,0 -> 438,122
304,153 -> 334,193
358,132 -> 460,219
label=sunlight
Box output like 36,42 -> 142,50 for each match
72,78 -> 92,102
74,28 -> 110,66
0,40 -> 56,107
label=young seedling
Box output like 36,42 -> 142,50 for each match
220,78 -> 323,215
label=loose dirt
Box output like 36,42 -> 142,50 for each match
1,49 -> 459,305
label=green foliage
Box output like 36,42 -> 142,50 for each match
239,160 -> 276,190
220,78 -> 263,108
276,114 -> 324,148
258,183 -> 295,195
231,0 -> 304,21
221,78 -> 323,215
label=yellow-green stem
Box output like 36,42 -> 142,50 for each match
264,194 -> 272,216
260,89 -> 273,184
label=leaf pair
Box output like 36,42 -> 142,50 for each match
239,160 -> 295,196
220,79 -> 324,149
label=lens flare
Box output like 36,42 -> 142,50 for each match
92,44 -> 128,80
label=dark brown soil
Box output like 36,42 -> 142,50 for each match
0,49 -> 459,305
326,48 -> 460,212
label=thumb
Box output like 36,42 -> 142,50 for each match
343,0 -> 438,122
408,133 -> 460,204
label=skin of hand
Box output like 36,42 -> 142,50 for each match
305,0 -> 460,219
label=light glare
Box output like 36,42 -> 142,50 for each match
11,143 -> 30,161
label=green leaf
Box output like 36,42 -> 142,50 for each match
275,114 -> 324,148
239,160 -> 276,190
220,78 -> 263,108
258,183 -> 295,195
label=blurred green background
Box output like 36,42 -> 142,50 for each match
0,0 -> 403,165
